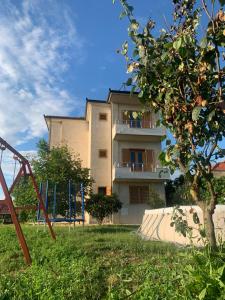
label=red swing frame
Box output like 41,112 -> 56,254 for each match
0,137 -> 55,265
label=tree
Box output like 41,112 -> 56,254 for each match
165,175 -> 194,206
148,185 -> 166,208
116,0 -> 225,247
85,193 -> 122,225
166,174 -> 225,206
13,176 -> 37,207
14,139 -> 93,217
213,176 -> 225,204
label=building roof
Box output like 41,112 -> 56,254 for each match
212,161 -> 225,171
44,116 -> 85,120
86,98 -> 107,104
107,89 -> 138,103
44,89 -> 135,129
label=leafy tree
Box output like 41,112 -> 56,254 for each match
13,176 -> 37,207
116,0 -> 225,248
13,139 -> 93,217
166,175 -> 225,206
85,193 -> 122,225
148,185 -> 166,208
19,210 -> 29,223
213,176 -> 225,204
165,175 -> 194,206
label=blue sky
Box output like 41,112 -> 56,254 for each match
0,0 -> 224,188
0,0 -> 174,152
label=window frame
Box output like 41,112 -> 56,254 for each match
99,149 -> 107,158
129,185 -> 149,204
98,187 -> 107,195
99,113 -> 107,121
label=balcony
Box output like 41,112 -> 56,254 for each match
112,162 -> 170,182
112,120 -> 166,141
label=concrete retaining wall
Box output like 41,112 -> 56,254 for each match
138,205 -> 225,246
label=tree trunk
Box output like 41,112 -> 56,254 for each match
202,206 -> 217,249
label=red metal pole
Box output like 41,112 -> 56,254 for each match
26,162 -> 56,240
0,166 -> 32,265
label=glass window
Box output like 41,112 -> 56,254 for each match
98,187 -> 107,195
99,113 -> 107,121
99,149 -> 107,158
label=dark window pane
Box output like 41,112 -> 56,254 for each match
130,151 -> 135,163
98,187 -> 106,195
99,149 -> 107,158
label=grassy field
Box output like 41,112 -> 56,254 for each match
0,224 -> 188,300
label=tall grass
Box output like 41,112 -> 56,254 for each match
0,225 -> 188,299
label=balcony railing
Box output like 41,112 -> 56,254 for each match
113,162 -> 170,181
115,162 -> 158,172
116,119 -> 156,129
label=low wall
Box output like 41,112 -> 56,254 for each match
138,205 -> 225,246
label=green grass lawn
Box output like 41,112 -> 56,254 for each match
0,224 -> 188,300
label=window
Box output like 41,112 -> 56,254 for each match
129,185 -> 149,204
130,149 -> 144,171
99,113 -> 107,121
122,149 -> 156,171
99,149 -> 107,158
98,187 -> 107,195
122,111 -> 152,128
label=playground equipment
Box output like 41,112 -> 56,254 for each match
0,137 -> 55,264
37,180 -> 85,224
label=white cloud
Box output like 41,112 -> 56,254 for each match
0,0 -> 84,145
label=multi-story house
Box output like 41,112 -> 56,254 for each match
44,90 -> 170,224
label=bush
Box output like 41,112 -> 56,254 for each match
19,210 -> 29,223
148,186 -> 165,208
85,193 -> 122,225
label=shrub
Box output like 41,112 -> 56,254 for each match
19,210 -> 29,223
148,186 -> 165,208
85,193 -> 122,225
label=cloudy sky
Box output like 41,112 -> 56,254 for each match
0,0 -> 174,150
0,0 -> 174,193
0,0 -> 224,191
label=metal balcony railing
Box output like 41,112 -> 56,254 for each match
116,119 -> 156,129
115,162 -> 158,172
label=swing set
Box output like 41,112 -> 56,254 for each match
0,137 -> 55,265
37,180 -> 85,224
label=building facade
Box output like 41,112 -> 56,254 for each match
44,90 -> 170,224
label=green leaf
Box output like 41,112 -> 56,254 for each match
138,90 -> 144,98
192,107 -> 202,121
199,288 -> 207,300
217,265 -> 225,276
173,38 -> 182,50
193,212 -> 200,224
207,110 -> 215,122
164,42 -> 173,49
219,0 -> 225,5
198,139 -> 205,147
126,78 -> 132,86
200,37 -> 208,48
130,19 -> 139,31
